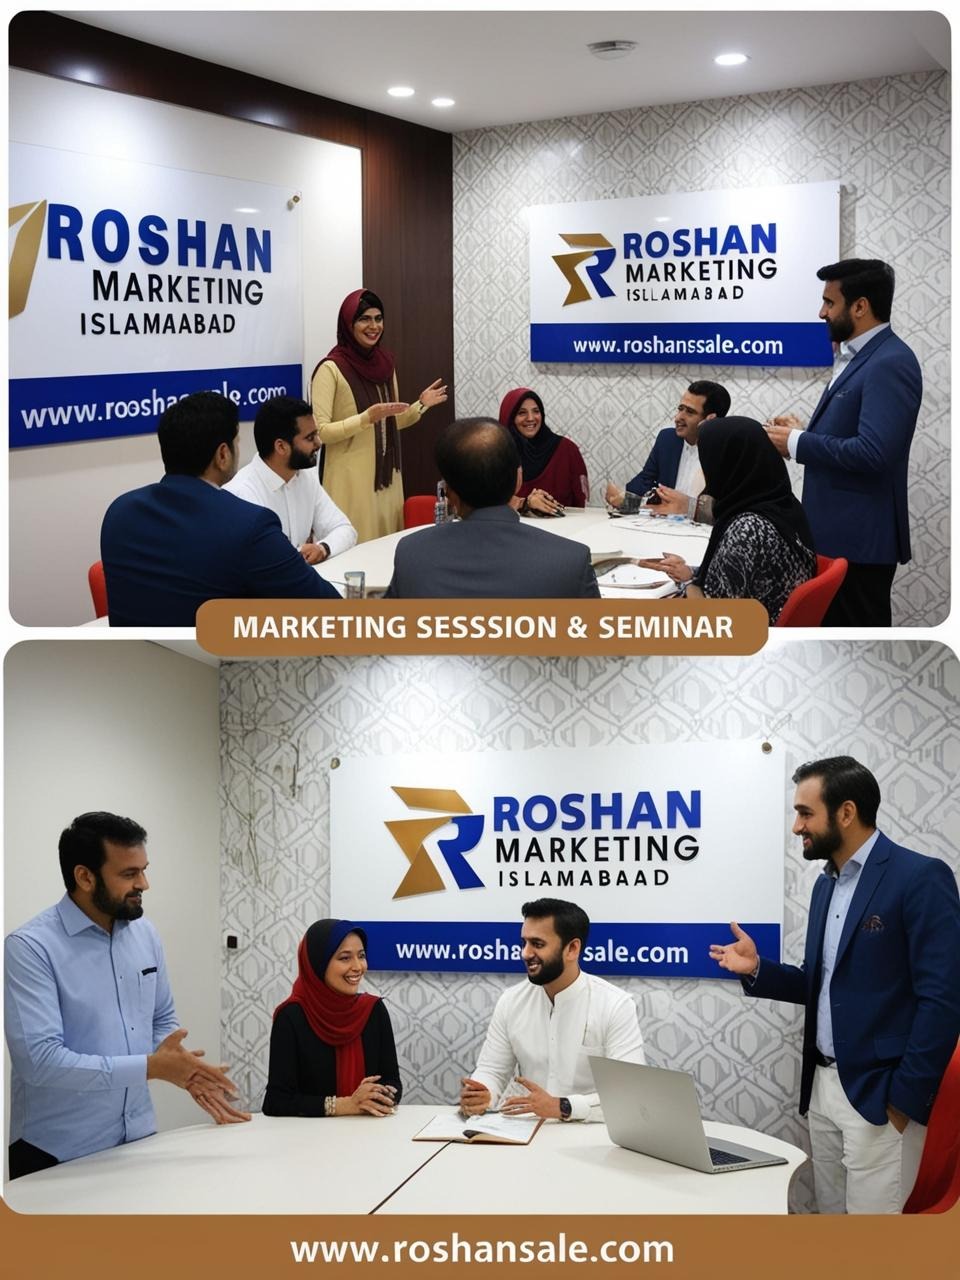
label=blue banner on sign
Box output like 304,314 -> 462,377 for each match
9,364 -> 304,448
358,920 -> 781,978
530,322 -> 831,367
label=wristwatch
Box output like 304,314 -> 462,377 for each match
318,542 -> 331,560
558,1097 -> 572,1121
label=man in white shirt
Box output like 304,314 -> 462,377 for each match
459,898 -> 645,1123
225,395 -> 357,565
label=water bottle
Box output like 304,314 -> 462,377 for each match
434,479 -> 448,524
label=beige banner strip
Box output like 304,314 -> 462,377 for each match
197,599 -> 766,658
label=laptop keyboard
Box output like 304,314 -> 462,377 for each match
709,1148 -> 750,1167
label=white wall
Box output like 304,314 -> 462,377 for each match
3,641 -> 221,1143
9,69 -> 363,626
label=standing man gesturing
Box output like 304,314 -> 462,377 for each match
765,259 -> 921,626
710,758 -> 960,1213
5,812 -> 249,1180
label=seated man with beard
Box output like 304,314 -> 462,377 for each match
458,898 -> 645,1123
225,395 -> 357,565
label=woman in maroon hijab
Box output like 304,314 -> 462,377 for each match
311,289 -> 447,542
263,919 -> 402,1117
498,388 -> 589,514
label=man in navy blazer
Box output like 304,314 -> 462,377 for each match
101,391 -> 340,625
384,418 -> 599,599
710,756 -> 960,1214
766,259 -> 922,626
605,380 -> 730,515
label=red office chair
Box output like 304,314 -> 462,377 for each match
774,555 -> 848,627
903,1040 -> 960,1213
88,560 -> 108,619
403,495 -> 436,529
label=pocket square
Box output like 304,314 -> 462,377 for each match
862,914 -> 885,933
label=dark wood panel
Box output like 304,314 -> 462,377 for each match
9,10 -> 455,497
364,115 -> 455,496
9,12 -> 369,146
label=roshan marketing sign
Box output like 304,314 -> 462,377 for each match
331,742 -> 785,979
9,143 -> 302,446
527,180 -> 840,367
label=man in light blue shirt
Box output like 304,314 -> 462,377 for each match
710,757 -> 960,1213
5,812 -> 249,1180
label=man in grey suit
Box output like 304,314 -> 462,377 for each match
383,418 -> 600,599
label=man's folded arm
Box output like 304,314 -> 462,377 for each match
312,489 -> 357,557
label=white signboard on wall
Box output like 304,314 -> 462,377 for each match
10,142 -> 303,446
527,180 -> 839,366
331,742 -> 785,979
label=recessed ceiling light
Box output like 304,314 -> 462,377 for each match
587,40 -> 637,61
714,52 -> 749,67
432,97 -> 456,109
388,86 -> 415,98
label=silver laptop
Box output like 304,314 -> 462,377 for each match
590,1057 -> 788,1174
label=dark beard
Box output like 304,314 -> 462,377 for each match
289,444 -> 318,470
826,311 -> 855,344
802,818 -> 844,865
526,951 -> 565,986
92,872 -> 143,921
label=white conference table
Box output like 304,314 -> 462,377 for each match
379,1116 -> 806,1216
5,1106 -> 805,1215
322,508 -> 713,597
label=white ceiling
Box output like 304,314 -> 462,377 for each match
64,9 -> 949,133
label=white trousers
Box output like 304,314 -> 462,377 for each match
808,1063 -> 926,1214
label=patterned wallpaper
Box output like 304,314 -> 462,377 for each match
451,72 -> 950,626
219,641 -> 959,1213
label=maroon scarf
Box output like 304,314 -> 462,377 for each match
498,387 -> 563,484
321,289 -> 399,491
273,920 -> 378,1097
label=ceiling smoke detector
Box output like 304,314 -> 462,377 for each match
587,40 -> 638,61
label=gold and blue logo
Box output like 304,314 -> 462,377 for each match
9,199 -> 47,318
386,787 -> 485,899
552,232 -> 616,306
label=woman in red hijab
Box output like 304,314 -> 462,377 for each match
498,388 -> 589,514
263,919 -> 402,1117
311,289 -> 447,542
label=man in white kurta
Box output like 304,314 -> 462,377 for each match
460,899 -> 645,1123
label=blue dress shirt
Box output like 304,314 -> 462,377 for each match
815,830 -> 880,1058
4,895 -> 179,1163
